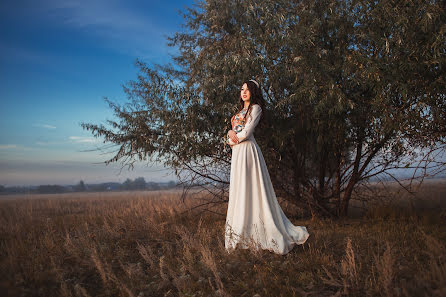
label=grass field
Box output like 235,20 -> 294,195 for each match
1,181 -> 445,297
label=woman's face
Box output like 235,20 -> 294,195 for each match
241,83 -> 251,103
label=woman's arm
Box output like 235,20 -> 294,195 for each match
226,115 -> 237,147
235,104 -> 262,143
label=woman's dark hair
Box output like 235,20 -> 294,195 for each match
238,80 -> 266,125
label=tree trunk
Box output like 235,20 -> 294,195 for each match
335,153 -> 341,216
340,136 -> 363,216
340,181 -> 355,216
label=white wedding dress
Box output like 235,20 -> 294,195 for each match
225,104 -> 309,255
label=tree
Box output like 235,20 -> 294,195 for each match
122,178 -> 133,190
147,182 -> 161,191
75,180 -> 86,192
133,177 -> 147,190
167,180 -> 177,188
37,185 -> 67,194
81,0 -> 445,217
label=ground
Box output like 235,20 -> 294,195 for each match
0,181 -> 445,297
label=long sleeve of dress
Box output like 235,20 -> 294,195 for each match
236,104 -> 262,143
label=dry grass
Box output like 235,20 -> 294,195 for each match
0,185 -> 445,297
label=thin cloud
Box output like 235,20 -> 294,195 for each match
35,140 -> 66,146
69,136 -> 100,143
42,0 -> 176,58
0,144 -> 34,151
0,144 -> 17,149
32,123 -> 57,129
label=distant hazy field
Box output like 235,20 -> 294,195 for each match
1,181 -> 445,297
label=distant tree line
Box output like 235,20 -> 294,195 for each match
0,178 -> 178,195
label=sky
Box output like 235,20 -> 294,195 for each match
0,0 -> 195,186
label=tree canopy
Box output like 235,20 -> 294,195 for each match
81,0 -> 445,217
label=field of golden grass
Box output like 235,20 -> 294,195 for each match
1,182 -> 445,297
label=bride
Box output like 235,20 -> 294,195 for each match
225,79 -> 310,255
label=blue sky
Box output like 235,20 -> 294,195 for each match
0,0 -> 194,186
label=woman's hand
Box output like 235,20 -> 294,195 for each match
228,130 -> 239,144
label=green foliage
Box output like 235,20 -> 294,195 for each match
81,0 -> 445,216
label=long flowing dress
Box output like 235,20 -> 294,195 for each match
225,104 -> 310,255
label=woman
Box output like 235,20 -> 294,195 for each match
225,79 -> 310,255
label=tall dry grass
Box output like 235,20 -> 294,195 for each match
0,185 -> 445,297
